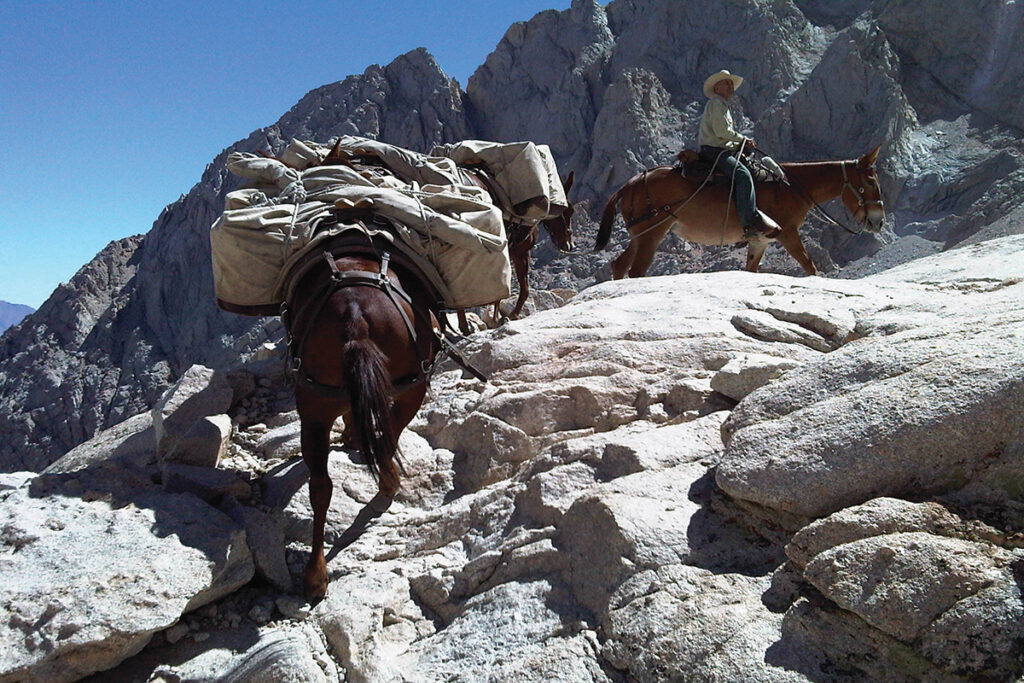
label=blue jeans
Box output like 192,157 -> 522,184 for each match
700,146 -> 756,228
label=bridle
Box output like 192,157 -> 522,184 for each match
840,161 -> 885,215
782,159 -> 884,236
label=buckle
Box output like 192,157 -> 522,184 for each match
379,251 -> 392,285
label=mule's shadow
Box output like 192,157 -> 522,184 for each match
324,492 -> 392,565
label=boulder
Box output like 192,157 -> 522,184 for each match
152,365 -> 234,460
43,411 -> 156,475
0,472 -> 253,682
710,353 -> 803,401
165,414 -> 233,468
789,498 -> 1024,678
83,625 -> 335,683
718,314 -> 1024,518
220,497 -> 292,592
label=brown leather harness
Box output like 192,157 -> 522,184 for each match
280,229 -> 486,400
625,167 -> 685,228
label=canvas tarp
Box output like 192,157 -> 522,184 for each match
430,140 -> 568,224
210,137 -> 514,310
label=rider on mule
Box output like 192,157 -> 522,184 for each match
698,69 -> 780,239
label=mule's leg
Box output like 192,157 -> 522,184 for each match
298,415 -> 334,600
508,234 -> 535,319
610,241 -> 637,280
379,382 -> 428,498
627,224 -> 670,278
456,309 -> 471,336
509,257 -> 531,319
774,227 -> 818,275
745,239 -> 769,272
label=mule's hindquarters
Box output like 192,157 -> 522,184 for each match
292,259 -> 434,599
295,293 -> 398,599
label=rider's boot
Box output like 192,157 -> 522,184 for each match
743,210 -> 781,239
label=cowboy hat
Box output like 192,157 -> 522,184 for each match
703,70 -> 743,98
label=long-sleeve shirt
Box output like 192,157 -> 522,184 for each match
698,95 -> 746,150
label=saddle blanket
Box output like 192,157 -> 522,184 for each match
210,137 -> 529,311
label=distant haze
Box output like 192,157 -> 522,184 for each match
0,301 -> 34,334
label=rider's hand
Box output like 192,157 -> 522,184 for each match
746,137 -> 757,149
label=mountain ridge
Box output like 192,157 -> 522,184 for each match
2,0 -> 1022,470
0,301 -> 34,334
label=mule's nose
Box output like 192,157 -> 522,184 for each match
867,208 -> 886,231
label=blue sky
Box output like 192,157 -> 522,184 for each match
0,1 -> 572,309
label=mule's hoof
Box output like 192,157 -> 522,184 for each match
378,473 -> 400,500
303,574 -> 328,602
303,557 -> 329,602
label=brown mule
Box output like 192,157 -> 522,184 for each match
595,146 -> 885,278
457,172 -> 576,333
285,238 -> 440,600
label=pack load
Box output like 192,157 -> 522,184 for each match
430,140 -> 568,224
210,136 -> 564,315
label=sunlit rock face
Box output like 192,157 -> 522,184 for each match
4,234 -> 1022,682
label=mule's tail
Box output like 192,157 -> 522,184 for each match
340,306 -> 395,480
594,187 -> 624,251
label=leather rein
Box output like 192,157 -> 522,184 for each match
781,159 -> 884,236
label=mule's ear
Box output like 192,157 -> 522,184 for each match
563,171 -> 575,193
323,137 -> 344,162
860,144 -> 881,168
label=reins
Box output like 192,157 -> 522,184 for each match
750,149 -> 875,236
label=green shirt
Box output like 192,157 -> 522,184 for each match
698,95 -> 745,150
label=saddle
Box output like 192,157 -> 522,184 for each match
676,149 -> 778,185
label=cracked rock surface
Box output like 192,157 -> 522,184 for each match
2,235 -> 1021,681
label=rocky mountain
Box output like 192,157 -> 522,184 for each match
2,235 -> 1022,681
0,301 -> 34,334
3,0 -> 1023,469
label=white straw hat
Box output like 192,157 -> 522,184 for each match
703,70 -> 743,98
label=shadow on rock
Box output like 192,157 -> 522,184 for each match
685,470 -> 786,576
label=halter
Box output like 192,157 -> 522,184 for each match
841,161 -> 885,212
783,159 -> 883,236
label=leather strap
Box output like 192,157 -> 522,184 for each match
285,249 -> 434,399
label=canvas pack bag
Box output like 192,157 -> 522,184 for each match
210,137 -> 515,312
